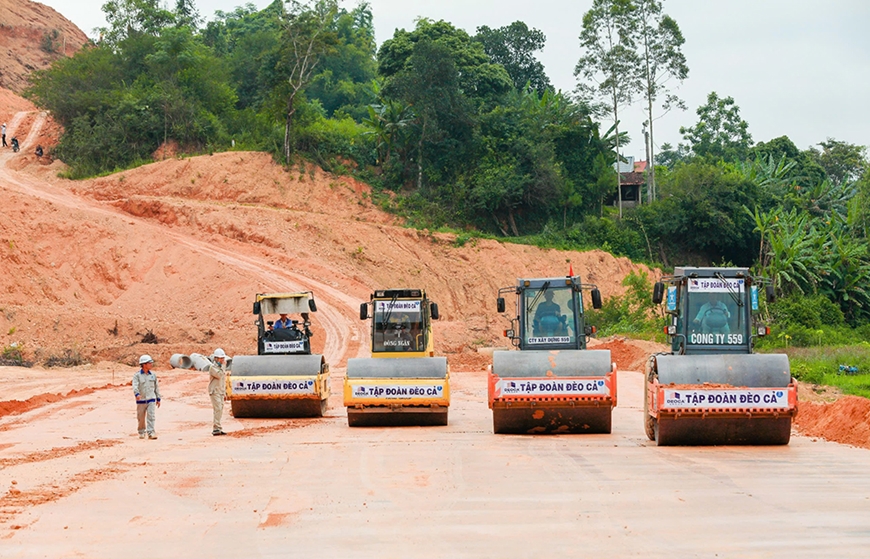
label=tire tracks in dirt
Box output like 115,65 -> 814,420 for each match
0,111 -> 365,368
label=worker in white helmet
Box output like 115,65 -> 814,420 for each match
209,348 -> 229,436
132,355 -> 161,439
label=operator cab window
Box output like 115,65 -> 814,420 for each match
686,277 -> 746,346
525,287 -> 578,346
373,299 -> 424,352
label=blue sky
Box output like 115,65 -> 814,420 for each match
39,0 -> 870,160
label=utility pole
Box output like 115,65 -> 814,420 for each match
644,127 -> 652,203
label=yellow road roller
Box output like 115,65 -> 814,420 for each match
228,292 -> 330,418
344,288 -> 449,426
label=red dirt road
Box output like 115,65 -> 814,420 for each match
2,365 -> 870,558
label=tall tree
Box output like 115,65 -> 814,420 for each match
279,0 -> 339,161
806,139 -> 868,185
680,91 -> 752,162
174,0 -> 201,30
575,0 -> 641,219
631,0 -> 688,202
475,21 -> 552,94
100,0 -> 175,45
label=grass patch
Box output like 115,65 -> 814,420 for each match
0,344 -> 33,367
775,343 -> 870,398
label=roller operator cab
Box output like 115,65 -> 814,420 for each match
228,292 -> 331,418
489,275 -> 617,434
646,267 -> 797,446
344,289 -> 449,427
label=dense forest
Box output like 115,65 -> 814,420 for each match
25,0 -> 870,339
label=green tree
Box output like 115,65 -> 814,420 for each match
475,21 -> 552,94
640,161 -> 761,264
752,135 -> 827,187
99,0 -> 175,45
378,19 -> 512,108
278,0 -> 339,161
680,91 -> 752,162
304,2 -> 377,119
806,139 -> 868,185
631,0 -> 688,202
173,0 -> 201,30
575,0 -> 641,219
654,141 -> 690,168
377,20 -> 511,192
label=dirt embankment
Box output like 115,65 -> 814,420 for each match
0,0 -> 89,93
1,117 -> 656,368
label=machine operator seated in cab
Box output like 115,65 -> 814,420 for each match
533,290 -> 567,337
267,313 -> 305,341
693,293 -> 733,335
375,312 -> 423,352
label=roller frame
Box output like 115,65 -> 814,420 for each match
488,349 -> 616,435
344,356 -> 450,427
645,355 -> 797,446
228,354 -> 330,418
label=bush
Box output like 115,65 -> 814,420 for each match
44,349 -> 87,368
295,115 -> 375,171
586,270 -> 664,340
0,344 -> 33,367
769,294 -> 845,329
562,215 -> 648,261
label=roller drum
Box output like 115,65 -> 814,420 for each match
654,354 -> 791,387
231,354 -> 325,377
346,357 -> 448,379
492,349 -> 612,378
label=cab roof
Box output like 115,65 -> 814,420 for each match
673,267 -> 749,278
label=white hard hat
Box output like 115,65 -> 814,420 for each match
212,348 -> 227,359
139,354 -> 154,365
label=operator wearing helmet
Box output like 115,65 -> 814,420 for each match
208,348 -> 229,436
132,355 -> 161,439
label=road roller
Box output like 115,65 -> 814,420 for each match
344,288 -> 449,427
646,267 -> 797,445
228,292 -> 330,418
489,274 -> 615,434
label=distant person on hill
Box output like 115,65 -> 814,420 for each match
35,145 -> 43,158
1,123 -> 6,147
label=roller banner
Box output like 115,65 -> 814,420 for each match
349,383 -> 445,400
493,378 -> 608,397
661,388 -> 789,409
232,378 -> 317,395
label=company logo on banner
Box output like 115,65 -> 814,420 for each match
351,383 -> 443,399
497,378 -> 607,396
232,378 -> 316,395
662,389 -> 788,409
375,300 -> 422,313
687,278 -> 745,293
264,340 -> 305,353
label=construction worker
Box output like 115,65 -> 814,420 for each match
209,348 -> 228,436
132,355 -> 161,439
273,313 -> 292,329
